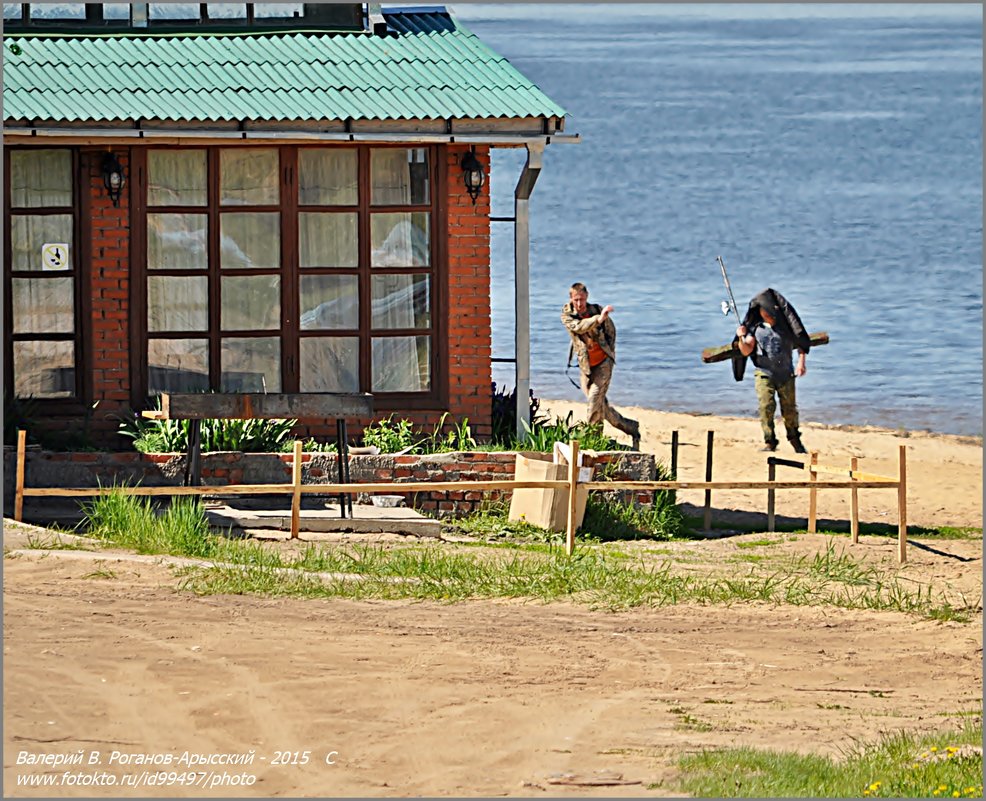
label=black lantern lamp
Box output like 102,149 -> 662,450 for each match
460,148 -> 485,204
102,152 -> 126,206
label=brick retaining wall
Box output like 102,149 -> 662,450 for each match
3,449 -> 658,519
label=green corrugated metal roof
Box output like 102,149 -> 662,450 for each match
2,8 -> 566,123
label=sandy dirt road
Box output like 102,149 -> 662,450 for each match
3,524 -> 981,798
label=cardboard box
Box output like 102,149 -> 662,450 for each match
508,452 -> 591,532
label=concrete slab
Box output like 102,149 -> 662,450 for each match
205,502 -> 442,539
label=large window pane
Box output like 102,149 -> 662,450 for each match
147,150 -> 207,206
300,275 -> 358,330
372,336 -> 430,392
371,274 -> 429,329
10,215 -> 73,271
299,212 -> 358,268
221,337 -> 281,392
148,276 -> 208,331
10,150 -> 72,208
299,149 -> 357,206
12,277 -> 74,334
371,148 -> 429,205
148,339 -> 209,394
220,149 -> 279,206
221,212 -> 280,269
370,212 -> 430,267
147,213 -> 207,270
300,337 -> 358,392
13,340 -> 74,398
221,275 -> 280,330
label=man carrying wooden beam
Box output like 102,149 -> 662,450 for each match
735,288 -> 810,453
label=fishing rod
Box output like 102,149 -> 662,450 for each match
717,255 -> 742,324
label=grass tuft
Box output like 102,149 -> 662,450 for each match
676,722 -> 983,798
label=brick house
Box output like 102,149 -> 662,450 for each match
2,2 -> 576,448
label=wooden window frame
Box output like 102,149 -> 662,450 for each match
3,146 -> 90,413
132,144 -> 449,410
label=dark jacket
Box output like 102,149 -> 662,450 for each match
731,288 -> 810,381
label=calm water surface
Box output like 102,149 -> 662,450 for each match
454,4 -> 983,435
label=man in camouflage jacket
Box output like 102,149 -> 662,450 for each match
561,282 -> 641,450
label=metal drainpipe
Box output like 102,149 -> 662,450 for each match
513,143 -> 543,442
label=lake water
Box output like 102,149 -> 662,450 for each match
453,4 -> 983,436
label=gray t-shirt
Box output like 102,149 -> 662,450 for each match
751,324 -> 793,379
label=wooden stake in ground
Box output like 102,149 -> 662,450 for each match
669,429 -> 679,506
14,429 -> 26,522
767,458 -> 776,533
850,456 -> 860,544
897,445 -> 907,564
290,440 -> 303,539
565,439 -> 580,557
807,451 -> 819,533
703,430 -> 714,531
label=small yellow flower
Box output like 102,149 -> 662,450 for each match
931,746 -> 939,752
952,792 -> 960,798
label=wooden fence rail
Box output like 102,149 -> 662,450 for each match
12,432 -> 908,563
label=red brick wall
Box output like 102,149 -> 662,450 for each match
87,149 -> 132,442
444,145 -> 493,438
26,145 -> 493,450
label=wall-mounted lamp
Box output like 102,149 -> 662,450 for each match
460,148 -> 485,204
102,152 -> 126,206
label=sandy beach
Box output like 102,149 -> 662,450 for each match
540,399 -> 983,532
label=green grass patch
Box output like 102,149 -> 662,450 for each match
79,492 -> 979,621
736,538 -> 784,549
442,489 -> 683,545
580,492 -> 683,541
675,722 -> 982,798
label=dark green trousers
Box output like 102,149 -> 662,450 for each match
754,373 -> 800,446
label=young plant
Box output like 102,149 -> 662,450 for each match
361,414 -> 421,454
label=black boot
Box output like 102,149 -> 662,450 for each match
789,435 -> 807,454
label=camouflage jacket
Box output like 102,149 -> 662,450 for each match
560,300 -> 617,375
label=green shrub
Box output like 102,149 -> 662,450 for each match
426,412 -> 478,452
521,411 -> 624,453
361,414 -> 421,454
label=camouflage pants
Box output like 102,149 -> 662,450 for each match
755,373 -> 800,445
580,358 -> 638,436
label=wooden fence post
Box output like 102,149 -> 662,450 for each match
14,429 -> 26,522
767,458 -> 776,533
850,456 -> 860,544
703,430 -> 714,531
669,430 -> 679,506
897,445 -> 907,564
290,440 -> 303,540
565,439 -> 580,557
807,451 -> 818,533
